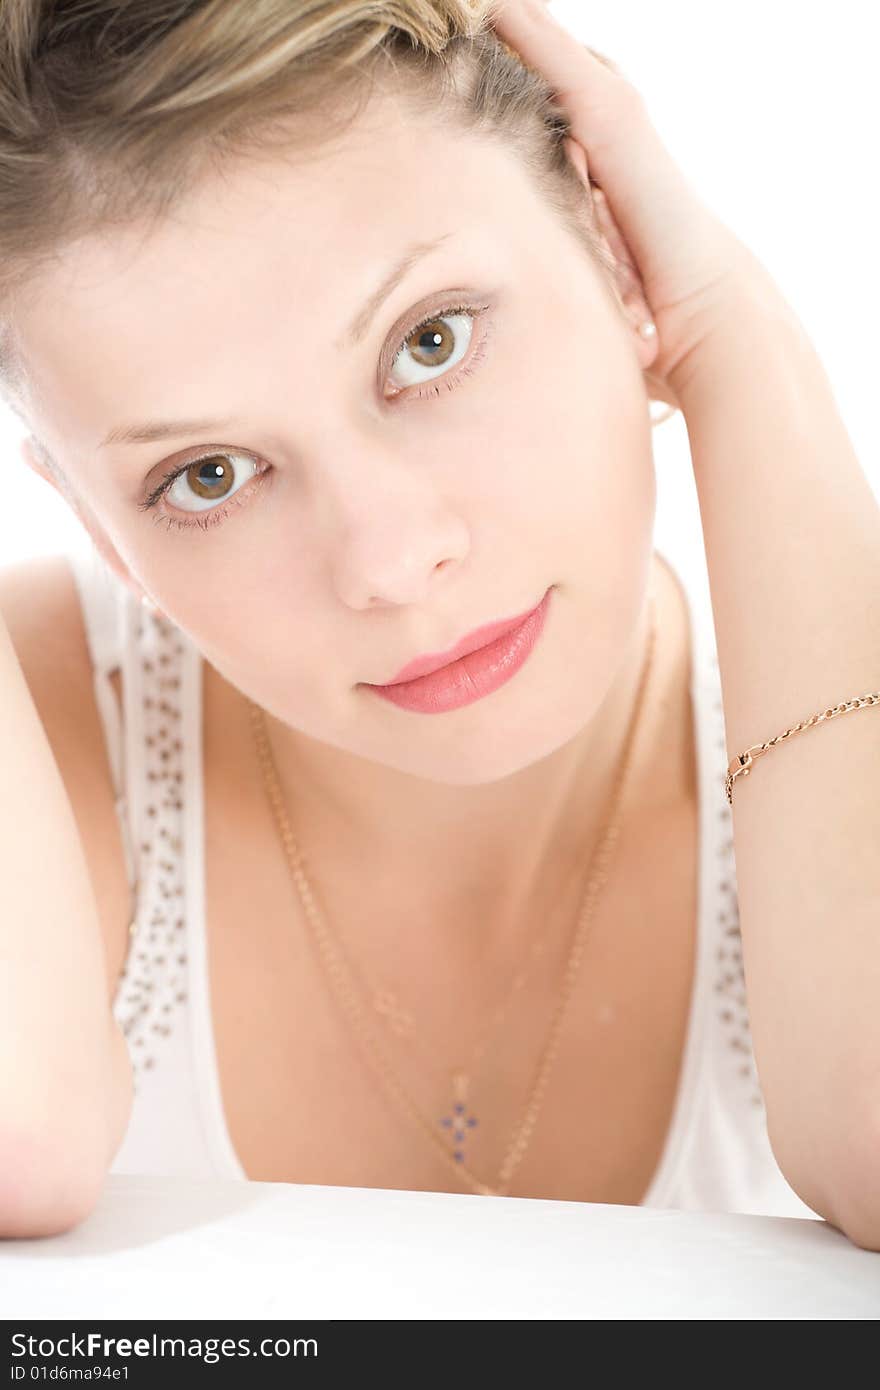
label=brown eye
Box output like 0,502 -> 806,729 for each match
407,318 -> 456,368
388,311 -> 474,390
166,451 -> 258,514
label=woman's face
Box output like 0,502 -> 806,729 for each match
14,88 -> 658,787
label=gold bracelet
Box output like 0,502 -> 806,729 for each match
725,688 -> 880,804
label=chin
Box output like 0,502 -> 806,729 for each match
371,701 -> 591,788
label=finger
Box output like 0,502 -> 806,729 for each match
489,0 -> 635,145
487,1 -> 717,302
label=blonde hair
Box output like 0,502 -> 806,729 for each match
0,0 -> 621,429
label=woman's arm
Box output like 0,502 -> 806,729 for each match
489,0 -> 880,1247
0,610 -> 132,1237
668,255 -> 880,1249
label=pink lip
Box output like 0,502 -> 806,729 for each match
362,587 -> 554,715
381,594 -> 549,686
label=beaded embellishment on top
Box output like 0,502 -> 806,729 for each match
707,653 -> 764,1110
111,607 -> 189,1094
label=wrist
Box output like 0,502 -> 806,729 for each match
666,251 -> 814,412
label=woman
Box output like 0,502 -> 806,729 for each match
0,1 -> 877,1244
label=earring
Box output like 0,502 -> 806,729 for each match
638,319 -> 657,340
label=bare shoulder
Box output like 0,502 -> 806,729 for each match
0,551 -> 133,1001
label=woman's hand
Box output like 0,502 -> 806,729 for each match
488,1 -> 771,403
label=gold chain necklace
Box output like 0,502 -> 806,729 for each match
335,856 -> 577,1132
247,591 -> 657,1198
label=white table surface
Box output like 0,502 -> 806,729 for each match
1,1174 -> 878,1319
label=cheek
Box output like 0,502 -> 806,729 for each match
193,613 -> 345,744
474,319 -> 654,559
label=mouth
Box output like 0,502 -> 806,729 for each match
360,586 -> 555,715
373,591 -> 552,687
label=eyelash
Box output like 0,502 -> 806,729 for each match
139,299 -> 493,534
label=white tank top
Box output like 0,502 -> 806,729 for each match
65,536 -> 817,1220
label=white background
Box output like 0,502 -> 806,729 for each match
1,0 -> 878,565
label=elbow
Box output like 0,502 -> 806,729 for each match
0,1118 -> 111,1241
827,1095 -> 880,1252
0,1031 -> 132,1241
0,1027 -> 134,1240
771,1091 -> 880,1252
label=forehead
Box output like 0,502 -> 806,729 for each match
19,91 -> 531,335
12,90 -> 546,457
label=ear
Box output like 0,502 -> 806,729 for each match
19,434 -> 164,613
19,435 -> 55,487
562,135 -> 659,372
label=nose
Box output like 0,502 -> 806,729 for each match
320,452 -> 471,609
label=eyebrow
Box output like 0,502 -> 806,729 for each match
97,231 -> 456,449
